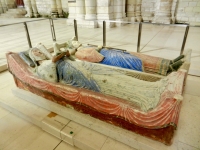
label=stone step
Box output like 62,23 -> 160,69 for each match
8,8 -> 27,15
0,14 -> 25,18
0,87 -> 136,150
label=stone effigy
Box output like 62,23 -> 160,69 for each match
6,37 -> 191,145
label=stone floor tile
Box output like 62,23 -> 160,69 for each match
101,138 -> 136,150
73,127 -> 107,150
177,94 -> 200,149
55,141 -> 80,150
2,125 -> 61,150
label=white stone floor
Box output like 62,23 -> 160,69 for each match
0,18 -> 200,150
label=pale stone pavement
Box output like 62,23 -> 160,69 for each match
0,18 -> 200,150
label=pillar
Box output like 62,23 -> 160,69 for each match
31,0 -> 39,17
61,0 -> 68,16
51,0 -> 58,17
0,0 -> 3,14
122,0 -> 126,18
153,0 -> 173,24
76,0 -> 85,20
56,0 -> 63,17
24,0 -> 33,17
96,0 -> 113,20
135,0 -> 142,22
1,0 -> 7,13
5,0 -> 15,8
127,0 -> 136,22
113,0 -> 123,19
68,1 -> 76,19
85,0 -> 97,20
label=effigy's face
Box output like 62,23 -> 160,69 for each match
32,48 -> 46,61
72,41 -> 82,48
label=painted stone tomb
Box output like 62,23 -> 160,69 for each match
6,37 -> 191,145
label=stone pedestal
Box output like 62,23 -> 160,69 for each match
153,0 -> 173,24
85,0 -> 97,20
76,0 -> 85,20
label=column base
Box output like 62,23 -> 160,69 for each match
51,12 -> 59,18
97,14 -> 114,20
85,14 -> 97,20
66,19 -> 98,28
115,17 -> 128,27
97,21 -> 115,28
152,17 -> 172,24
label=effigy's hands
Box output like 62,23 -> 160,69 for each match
52,51 -> 70,63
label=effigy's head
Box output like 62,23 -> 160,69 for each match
72,40 -> 82,49
31,48 -> 47,61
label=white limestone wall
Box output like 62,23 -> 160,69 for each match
176,0 -> 200,25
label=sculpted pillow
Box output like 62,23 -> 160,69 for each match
75,47 -> 104,63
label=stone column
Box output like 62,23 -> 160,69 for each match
1,0 -> 7,12
76,0 -> 85,20
127,0 -> 136,22
153,0 -> 173,24
113,0 -> 123,19
51,0 -> 58,17
5,0 -> 15,8
68,2 -> 76,19
31,0 -> 39,17
24,0 -> 33,17
171,0 -> 177,24
61,0 -> 68,16
56,0 -> 63,17
135,0 -> 142,22
85,0 -> 97,20
141,0 -> 156,22
96,0 -> 113,20
122,0 -> 126,18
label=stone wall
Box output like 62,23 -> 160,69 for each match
176,0 -> 200,25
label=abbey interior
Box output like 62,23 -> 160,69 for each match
0,0 -> 200,150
